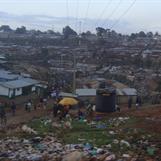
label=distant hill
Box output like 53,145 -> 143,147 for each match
0,11 -> 135,33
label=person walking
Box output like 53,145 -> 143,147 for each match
0,101 -> 7,126
43,97 -> 47,109
11,101 -> 16,116
128,97 -> 132,109
27,99 -> 32,112
53,101 -> 59,117
136,96 -> 142,109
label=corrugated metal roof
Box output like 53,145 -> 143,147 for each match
113,81 -> 127,89
122,88 -> 137,96
116,89 -> 124,96
76,88 -> 96,96
0,78 -> 39,89
0,70 -> 19,80
20,78 -> 39,84
59,92 -> 78,98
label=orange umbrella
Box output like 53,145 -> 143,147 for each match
59,97 -> 78,106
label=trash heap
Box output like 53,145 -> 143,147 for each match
0,136 -> 118,161
0,116 -> 160,161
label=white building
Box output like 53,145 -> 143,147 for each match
0,78 -> 40,98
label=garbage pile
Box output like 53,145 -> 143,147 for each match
0,136 -> 118,161
0,116 -> 160,161
108,117 -> 129,127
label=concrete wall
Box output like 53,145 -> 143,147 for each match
8,88 -> 22,98
78,96 -> 96,104
32,86 -> 36,92
116,95 -> 137,104
0,85 -> 9,97
15,88 -> 22,96
9,89 -> 13,98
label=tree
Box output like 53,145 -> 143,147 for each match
0,25 -> 12,32
15,26 -> 27,34
81,31 -> 93,38
96,27 -> 106,37
130,33 -> 137,40
147,32 -> 153,38
47,30 -> 55,34
62,26 -> 77,38
138,31 -> 146,37
155,32 -> 159,37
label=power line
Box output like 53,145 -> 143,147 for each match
95,0 -> 113,27
66,0 -> 69,26
75,0 -> 79,33
102,0 -> 123,27
110,0 -> 137,30
82,0 -> 92,32
85,0 -> 91,19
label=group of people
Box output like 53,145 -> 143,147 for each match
0,96 -> 49,126
25,97 -> 48,112
52,100 -> 71,120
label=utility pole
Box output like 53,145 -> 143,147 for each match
73,52 -> 76,94
73,21 -> 82,94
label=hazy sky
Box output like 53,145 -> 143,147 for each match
0,0 -> 161,33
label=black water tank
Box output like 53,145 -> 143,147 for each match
96,87 -> 116,113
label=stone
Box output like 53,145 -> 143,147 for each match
97,153 -> 109,161
22,125 -> 37,135
64,121 -> 72,129
120,140 -> 130,147
109,131 -> 115,135
105,144 -> 112,149
62,151 -> 87,161
96,148 -> 104,154
122,154 -> 130,158
113,139 -> 119,144
52,122 -> 62,128
104,154 -> 116,161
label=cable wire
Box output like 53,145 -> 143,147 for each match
110,0 -> 137,30
75,0 -> 80,33
82,0 -> 92,32
95,0 -> 113,27
66,0 -> 69,26
102,0 -> 123,27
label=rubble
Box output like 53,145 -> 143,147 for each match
0,116 -> 160,161
104,154 -> 116,161
22,125 -> 38,135
120,140 -> 131,147
0,136 -> 115,161
62,151 -> 88,161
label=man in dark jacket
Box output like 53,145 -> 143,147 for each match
128,97 -> 132,109
0,102 -> 7,125
53,101 -> 59,117
11,101 -> 16,116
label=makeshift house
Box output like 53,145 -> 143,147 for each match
0,78 -> 40,98
0,70 -> 19,82
76,88 -> 96,103
116,88 -> 137,104
150,91 -> 160,104
59,92 -> 77,98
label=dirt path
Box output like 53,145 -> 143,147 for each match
3,102 -> 161,133
2,99 -> 55,128
6,108 -> 51,126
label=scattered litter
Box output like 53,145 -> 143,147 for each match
147,147 -> 155,156
120,140 -> 130,147
22,125 -> 37,135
